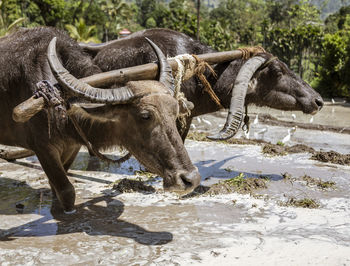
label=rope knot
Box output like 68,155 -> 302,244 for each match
237,46 -> 266,60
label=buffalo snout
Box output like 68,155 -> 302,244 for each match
314,97 -> 324,111
163,169 -> 201,193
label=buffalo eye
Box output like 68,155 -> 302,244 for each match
140,110 -> 151,120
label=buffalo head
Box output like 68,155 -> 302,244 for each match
247,55 -> 324,114
208,53 -> 324,140
48,37 -> 201,193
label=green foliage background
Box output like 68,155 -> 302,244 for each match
0,0 -> 349,98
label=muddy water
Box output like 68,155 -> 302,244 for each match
0,102 -> 350,265
193,101 -> 350,153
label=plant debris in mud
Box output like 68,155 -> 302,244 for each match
262,144 -> 287,156
282,172 -> 336,190
206,173 -> 267,195
311,150 -> 350,165
301,175 -> 336,190
262,143 -> 315,156
187,131 -> 267,145
188,131 -> 314,155
188,131 -> 348,166
281,197 -> 320,209
112,178 -> 156,193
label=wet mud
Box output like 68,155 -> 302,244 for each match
112,178 -> 156,193
258,113 -> 350,134
188,130 -> 349,165
1,103 -> 350,264
311,150 -> 350,165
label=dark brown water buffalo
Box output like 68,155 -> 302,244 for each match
82,28 -> 324,140
0,27 -> 200,213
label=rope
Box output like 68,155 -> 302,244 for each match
237,46 -> 266,60
170,54 -> 224,111
192,54 -> 223,109
34,80 -> 67,139
170,54 -> 196,128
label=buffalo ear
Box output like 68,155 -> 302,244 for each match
247,78 -> 258,95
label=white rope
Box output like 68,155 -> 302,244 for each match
170,54 -> 197,98
169,54 -> 197,121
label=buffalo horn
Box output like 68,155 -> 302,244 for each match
48,37 -> 135,104
207,56 -> 267,140
144,37 -> 175,95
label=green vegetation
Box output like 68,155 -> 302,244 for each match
207,173 -> 268,195
0,0 -> 349,98
282,172 -> 336,190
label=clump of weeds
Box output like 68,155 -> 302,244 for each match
207,173 -> 268,195
281,197 -> 320,209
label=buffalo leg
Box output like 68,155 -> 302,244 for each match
35,149 -> 76,213
61,146 -> 81,172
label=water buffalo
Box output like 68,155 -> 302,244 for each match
82,28 -> 324,140
0,27 -> 200,213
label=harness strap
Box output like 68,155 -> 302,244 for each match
69,113 -> 131,164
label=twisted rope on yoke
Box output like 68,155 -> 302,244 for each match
170,53 -> 223,112
237,46 -> 266,59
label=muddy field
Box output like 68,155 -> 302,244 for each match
0,101 -> 350,265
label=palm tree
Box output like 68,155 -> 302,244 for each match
65,18 -> 100,43
99,0 -> 133,40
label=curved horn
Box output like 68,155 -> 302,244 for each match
48,37 -> 135,104
79,39 -> 122,53
145,37 -> 175,95
207,56 -> 267,140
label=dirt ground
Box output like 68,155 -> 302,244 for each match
0,102 -> 350,265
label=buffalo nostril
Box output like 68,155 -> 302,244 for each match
179,174 -> 193,189
315,98 -> 324,110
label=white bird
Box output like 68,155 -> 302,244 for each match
190,124 -> 196,129
243,130 -> 250,139
202,118 -> 212,126
281,127 -> 297,143
291,113 -> 296,120
332,98 -> 335,104
254,127 -> 268,139
196,117 -> 201,123
309,116 -> 314,123
253,114 -> 259,124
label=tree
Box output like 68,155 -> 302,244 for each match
65,18 -> 100,43
313,15 -> 350,98
0,0 -> 25,36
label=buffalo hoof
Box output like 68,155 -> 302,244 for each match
64,209 -> 77,215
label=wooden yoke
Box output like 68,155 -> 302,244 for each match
13,49 -> 246,123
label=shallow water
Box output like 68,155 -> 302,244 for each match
0,102 -> 350,265
193,101 -> 350,153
